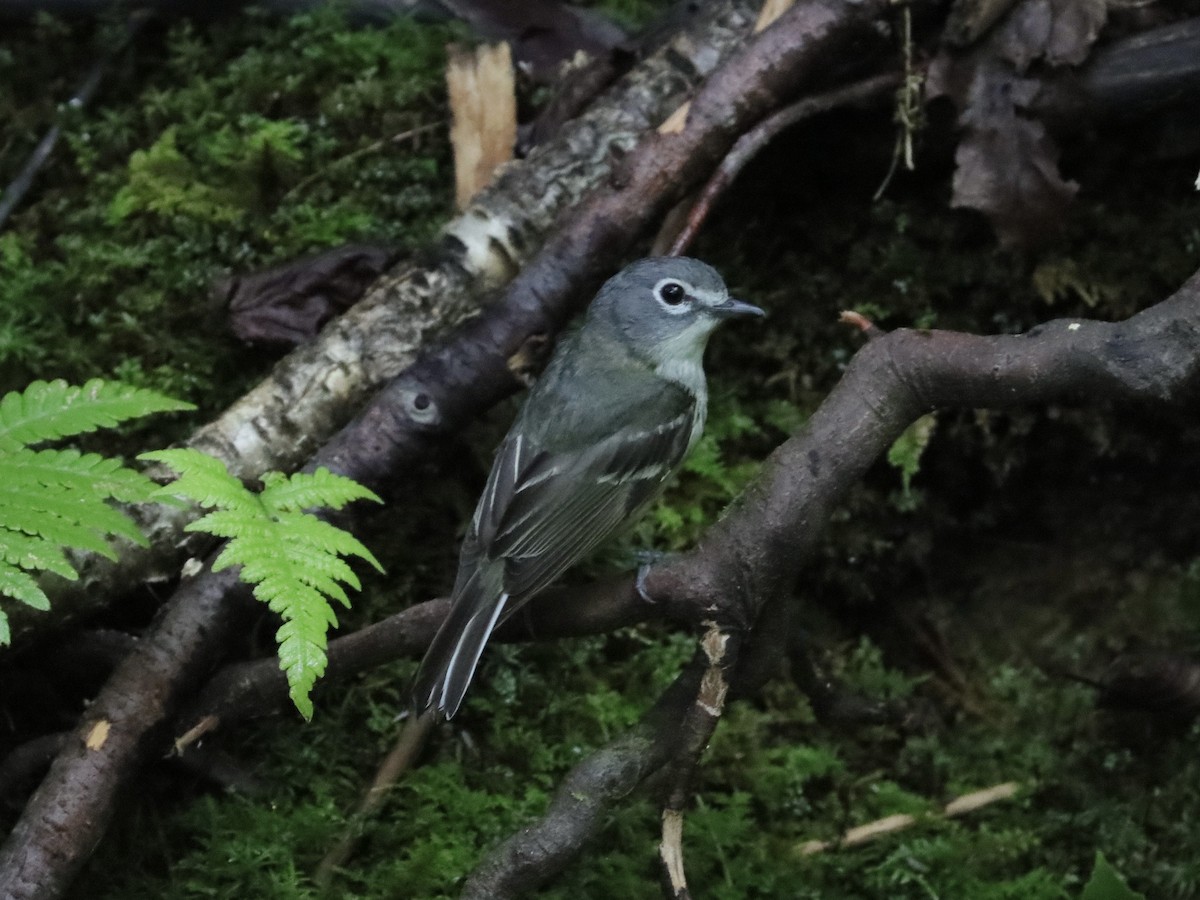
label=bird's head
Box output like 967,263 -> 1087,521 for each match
587,257 -> 764,368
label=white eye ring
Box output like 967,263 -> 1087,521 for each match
654,278 -> 691,313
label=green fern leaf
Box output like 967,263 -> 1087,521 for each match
0,379 -> 194,451
0,531 -> 77,580
259,467 -> 382,512
273,589 -> 340,722
0,449 -> 159,503
0,380 -> 193,643
0,561 -> 51,612
147,451 -> 384,719
141,449 -> 254,509
0,481 -> 148,549
187,509 -> 275,541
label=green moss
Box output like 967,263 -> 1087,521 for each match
0,7 -> 454,427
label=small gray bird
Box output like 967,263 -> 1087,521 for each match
412,257 -> 763,718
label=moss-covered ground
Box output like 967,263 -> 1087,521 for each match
2,4 -> 1199,898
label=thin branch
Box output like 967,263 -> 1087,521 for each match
461,659 -> 708,900
666,72 -> 901,256
658,625 -> 738,900
0,15 -> 143,230
797,782 -> 1023,855
174,576 -> 645,737
313,710 -> 437,886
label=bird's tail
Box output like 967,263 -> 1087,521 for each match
411,568 -> 509,719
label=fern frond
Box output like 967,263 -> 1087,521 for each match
0,481 -> 148,549
150,451 -> 383,719
0,379 -> 194,451
140,449 -> 255,509
234,549 -> 359,600
254,513 -> 381,572
259,467 -> 382,512
0,380 -> 193,643
0,562 -> 50,612
273,590 -> 340,722
187,509 -> 277,541
0,530 -> 78,580
0,448 -> 160,503
0,489 -> 145,561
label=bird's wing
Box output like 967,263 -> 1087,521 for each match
411,405 -> 695,717
472,405 -> 695,600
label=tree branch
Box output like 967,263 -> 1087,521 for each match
461,658 -> 707,900
458,269 -> 1200,892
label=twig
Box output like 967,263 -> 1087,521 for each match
281,122 -> 443,203
796,782 -> 1023,855
313,710 -> 437,887
666,72 -> 901,256
0,14 -> 144,230
872,5 -> 923,201
658,624 -> 737,900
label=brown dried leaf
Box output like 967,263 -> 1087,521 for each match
993,0 -> 1107,71
950,61 -> 1078,247
440,0 -> 627,81
225,245 -> 397,347
943,0 -> 1022,48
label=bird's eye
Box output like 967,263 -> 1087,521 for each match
658,282 -> 686,305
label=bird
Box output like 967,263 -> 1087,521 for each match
411,257 -> 764,718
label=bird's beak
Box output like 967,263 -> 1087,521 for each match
712,296 -> 765,319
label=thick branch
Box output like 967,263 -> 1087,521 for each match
462,271 -> 1200,892
644,271 -> 1200,625
0,567 -> 253,900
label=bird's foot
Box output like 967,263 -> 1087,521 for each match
634,550 -> 673,604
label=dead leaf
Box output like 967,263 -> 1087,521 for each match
225,244 -> 397,347
447,41 -> 517,210
439,0 -> 627,81
993,0 -> 1107,71
931,0 -> 1101,247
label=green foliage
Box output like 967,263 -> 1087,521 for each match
0,7 -> 454,418
0,379 -> 192,642
1082,853 -> 1146,900
141,449 -> 383,719
887,412 -> 936,512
